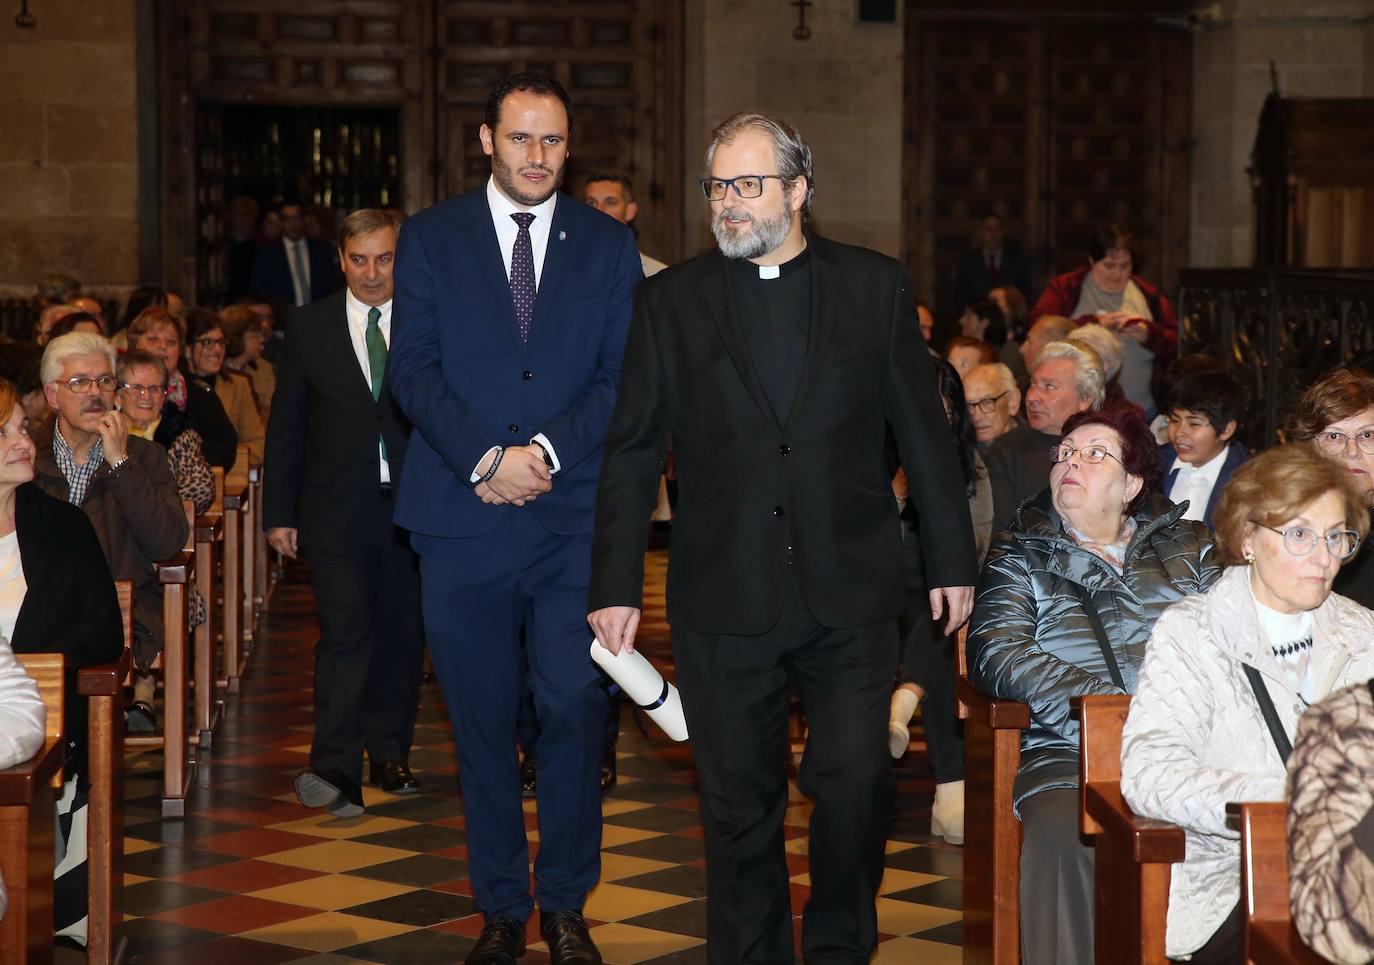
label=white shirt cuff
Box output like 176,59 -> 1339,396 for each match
470,445 -> 502,484
531,433 -> 561,474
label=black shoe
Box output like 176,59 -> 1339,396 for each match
520,751 -> 537,798
600,743 -> 617,793
369,759 -> 419,794
540,910 -> 601,965
126,700 -> 157,734
466,914 -> 526,965
294,769 -> 364,817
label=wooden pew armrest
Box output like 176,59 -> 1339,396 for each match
157,552 -> 194,584
195,514 -> 223,540
1084,781 -> 1186,863
223,475 -> 249,509
0,736 -> 65,804
1250,919 -> 1327,965
78,648 -> 134,697
956,677 -> 1032,730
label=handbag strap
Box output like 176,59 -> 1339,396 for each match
1071,582 -> 1126,691
1242,664 -> 1292,765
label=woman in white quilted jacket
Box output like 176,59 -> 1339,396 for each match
1122,443 -> 1374,962
0,632 -> 46,921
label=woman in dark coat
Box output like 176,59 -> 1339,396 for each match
0,377 -> 123,944
967,402 -> 1219,965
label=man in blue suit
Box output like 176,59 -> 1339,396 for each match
389,72 -> 641,965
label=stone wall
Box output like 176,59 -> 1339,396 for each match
0,0 -> 141,297
1189,0 -> 1374,267
681,0 -> 905,259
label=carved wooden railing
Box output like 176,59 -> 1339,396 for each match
1178,268 -> 1374,452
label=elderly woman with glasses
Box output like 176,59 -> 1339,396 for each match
1288,367 -> 1374,609
1121,444 -> 1374,963
968,402 -> 1219,965
183,308 -> 265,467
116,350 -> 214,516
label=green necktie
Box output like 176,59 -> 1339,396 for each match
366,306 -> 388,460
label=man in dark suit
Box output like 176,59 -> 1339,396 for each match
588,112 -> 979,965
263,207 -> 424,818
954,211 -> 1035,310
249,201 -> 341,312
389,73 -> 641,965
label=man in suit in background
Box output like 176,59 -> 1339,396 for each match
263,207 -> 424,818
249,201 -> 341,313
389,72 -> 641,965
588,112 -> 979,964
954,211 -> 1035,310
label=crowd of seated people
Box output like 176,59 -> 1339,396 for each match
907,216 -> 1374,962
6,205 -> 1374,964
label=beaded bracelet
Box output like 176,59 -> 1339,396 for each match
478,446 -> 505,485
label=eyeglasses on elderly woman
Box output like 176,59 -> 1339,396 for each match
1249,521 -> 1361,561
1049,443 -> 1122,466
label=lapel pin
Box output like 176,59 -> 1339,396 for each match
559,229 -> 567,241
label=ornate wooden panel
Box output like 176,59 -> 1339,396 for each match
903,9 -> 1191,319
159,0 -> 683,299
1179,269 -> 1374,450
436,1 -> 682,266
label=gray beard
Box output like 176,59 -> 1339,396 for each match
712,206 -> 792,261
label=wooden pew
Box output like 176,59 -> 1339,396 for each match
250,463 -> 269,619
241,459 -> 259,651
956,630 -> 1031,965
80,581 -> 134,964
0,654 -> 64,965
1076,694 -> 1186,964
1234,802 -> 1326,965
190,500 -> 222,749
221,449 -> 250,691
123,549 -> 196,817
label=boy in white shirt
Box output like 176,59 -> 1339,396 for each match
1161,368 -> 1249,529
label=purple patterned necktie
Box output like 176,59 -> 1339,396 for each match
509,212 -> 536,343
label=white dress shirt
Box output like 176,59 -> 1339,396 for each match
345,288 -> 392,485
285,237 -> 312,307
486,176 -> 557,289
469,177 -> 562,483
1168,444 -> 1230,523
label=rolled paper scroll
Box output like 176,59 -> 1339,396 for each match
589,638 -> 689,742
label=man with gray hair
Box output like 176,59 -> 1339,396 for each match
588,112 -> 978,963
964,361 -> 1022,450
32,332 -> 188,706
986,339 -> 1105,531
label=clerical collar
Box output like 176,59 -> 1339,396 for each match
733,245 -> 811,281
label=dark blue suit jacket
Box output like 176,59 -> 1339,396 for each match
1160,441 -> 1251,529
388,188 -> 641,539
249,238 -> 341,305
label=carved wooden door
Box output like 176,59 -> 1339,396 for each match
165,0 -> 682,300
903,15 -> 1191,321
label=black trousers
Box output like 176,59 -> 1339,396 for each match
897,598 -> 965,783
306,490 -> 424,784
673,578 -> 898,965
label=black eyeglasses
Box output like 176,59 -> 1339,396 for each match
193,337 -> 227,349
967,391 -> 1010,415
1249,521 -> 1361,561
698,175 -> 784,201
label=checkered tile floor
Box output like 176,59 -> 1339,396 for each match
107,550 -> 963,963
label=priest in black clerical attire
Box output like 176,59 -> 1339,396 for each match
589,112 -> 978,965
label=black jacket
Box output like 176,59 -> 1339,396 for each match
263,290 -> 412,554
589,234 -> 979,633
181,376 -> 238,469
968,491 -> 1219,812
248,237 -> 341,309
9,483 -> 124,770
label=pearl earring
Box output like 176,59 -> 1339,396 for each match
1244,551 -> 1255,564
